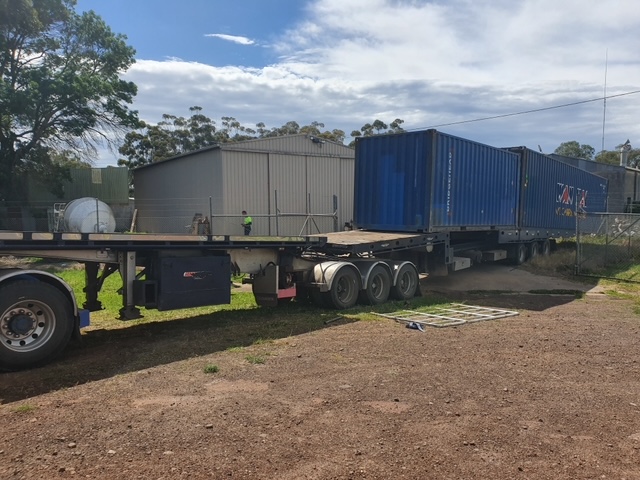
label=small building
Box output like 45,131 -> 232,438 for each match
133,135 -> 355,236
1,167 -> 131,232
548,154 -> 640,213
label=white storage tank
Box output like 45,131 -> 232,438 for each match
63,197 -> 117,233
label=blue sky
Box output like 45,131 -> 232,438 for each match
76,0 -> 640,167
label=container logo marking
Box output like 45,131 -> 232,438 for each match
556,183 -> 588,217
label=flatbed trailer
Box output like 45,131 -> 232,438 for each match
0,227 -> 565,371
0,229 -> 456,370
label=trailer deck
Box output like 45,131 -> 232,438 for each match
313,230 -> 448,255
0,232 -> 325,253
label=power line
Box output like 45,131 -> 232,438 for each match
418,89 -> 640,129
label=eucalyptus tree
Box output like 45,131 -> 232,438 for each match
553,141 -> 595,161
0,0 -> 138,200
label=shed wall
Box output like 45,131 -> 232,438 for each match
133,137 -> 354,235
134,150 -> 221,233
269,153 -> 307,236
218,151 -> 270,236
306,156 -> 341,234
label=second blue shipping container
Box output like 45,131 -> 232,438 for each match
354,130 -> 521,232
507,147 -> 608,232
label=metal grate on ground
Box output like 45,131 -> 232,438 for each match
374,303 -> 519,328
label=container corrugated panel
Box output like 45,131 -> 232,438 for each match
549,153 -> 633,213
508,148 -> 608,231
355,130 -> 520,232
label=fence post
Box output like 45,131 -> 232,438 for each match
574,213 -> 579,275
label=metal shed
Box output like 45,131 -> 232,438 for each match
133,134 -> 355,236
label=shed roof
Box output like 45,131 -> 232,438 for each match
135,134 -> 354,171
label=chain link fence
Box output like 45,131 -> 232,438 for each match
576,213 -> 640,282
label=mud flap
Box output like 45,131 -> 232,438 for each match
252,264 -> 296,307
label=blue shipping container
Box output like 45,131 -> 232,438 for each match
354,130 -> 521,232
508,147 -> 608,232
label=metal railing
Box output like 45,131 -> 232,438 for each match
576,212 -> 640,282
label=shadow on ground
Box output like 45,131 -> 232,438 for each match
0,303 -> 355,404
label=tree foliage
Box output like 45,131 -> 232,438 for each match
595,143 -> 640,168
0,0 -> 138,201
554,140 -> 640,168
349,118 -> 405,146
553,141 -> 595,161
118,108 -> 353,170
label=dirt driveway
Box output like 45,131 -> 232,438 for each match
1,266 -> 639,479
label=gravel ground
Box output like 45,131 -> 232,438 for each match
1,266 -> 639,479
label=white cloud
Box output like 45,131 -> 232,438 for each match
101,0 -> 640,166
204,33 -> 255,46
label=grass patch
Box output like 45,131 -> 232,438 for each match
245,354 -> 266,365
203,364 -> 219,374
523,249 -> 579,277
14,404 -> 36,413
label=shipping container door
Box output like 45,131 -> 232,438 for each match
355,132 -> 429,231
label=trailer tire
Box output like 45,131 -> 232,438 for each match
391,264 -> 419,301
514,243 -> 527,265
328,267 -> 359,309
0,280 -> 74,371
529,242 -> 540,260
358,265 -> 391,305
541,239 -> 551,256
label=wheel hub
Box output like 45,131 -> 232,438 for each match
3,309 -> 37,340
1,303 -> 47,348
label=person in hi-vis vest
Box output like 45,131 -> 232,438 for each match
242,210 -> 252,235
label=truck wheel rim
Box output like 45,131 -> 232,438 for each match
1,299 -> 56,353
397,270 -> 415,296
370,273 -> 385,299
336,277 -> 354,301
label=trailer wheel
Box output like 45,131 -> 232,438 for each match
359,265 -> 391,305
391,264 -> 419,301
529,242 -> 540,260
328,267 -> 359,309
541,239 -> 551,256
0,281 -> 74,371
514,243 -> 528,265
